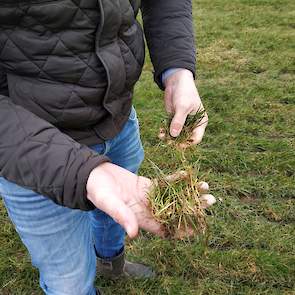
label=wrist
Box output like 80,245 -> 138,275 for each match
86,162 -> 111,202
165,69 -> 194,87
162,68 -> 182,87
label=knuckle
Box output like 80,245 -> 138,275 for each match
177,101 -> 191,112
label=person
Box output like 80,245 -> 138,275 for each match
0,0 -> 215,294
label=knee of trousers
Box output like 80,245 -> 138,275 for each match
19,216 -> 97,295
0,179 -> 97,295
37,245 -> 97,295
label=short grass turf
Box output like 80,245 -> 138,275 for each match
0,0 -> 294,294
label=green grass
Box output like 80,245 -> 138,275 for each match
1,0 -> 295,294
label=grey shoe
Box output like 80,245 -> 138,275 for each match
97,250 -> 155,280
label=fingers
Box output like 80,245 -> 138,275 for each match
199,194 -> 216,209
118,205 -> 139,239
197,181 -> 209,194
127,197 -> 167,238
170,108 -> 189,137
160,111 -> 208,146
197,181 -> 215,209
162,170 -> 189,183
97,193 -> 139,239
189,112 -> 208,145
161,177 -> 214,210
139,217 -> 167,238
152,173 -> 215,211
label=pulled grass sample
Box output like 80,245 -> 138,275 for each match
149,164 -> 207,239
159,109 -> 206,148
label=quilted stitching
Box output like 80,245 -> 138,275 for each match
0,0 -> 144,142
0,1 -> 104,123
1,4 -> 99,82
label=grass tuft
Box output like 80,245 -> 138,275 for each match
149,162 -> 207,239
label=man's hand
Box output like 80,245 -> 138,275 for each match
87,162 -> 164,239
164,69 -> 208,145
86,163 -> 215,239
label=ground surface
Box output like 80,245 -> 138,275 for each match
0,0 -> 294,294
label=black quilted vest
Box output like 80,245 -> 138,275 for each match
0,0 -> 145,144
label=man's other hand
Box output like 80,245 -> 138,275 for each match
86,162 -> 165,239
164,69 -> 208,145
86,163 -> 215,239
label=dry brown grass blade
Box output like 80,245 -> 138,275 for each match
148,162 -> 207,240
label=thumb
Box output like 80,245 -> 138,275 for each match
97,194 -> 139,239
170,109 -> 188,137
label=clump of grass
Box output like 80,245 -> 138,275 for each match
149,162 -> 207,239
159,108 -> 206,148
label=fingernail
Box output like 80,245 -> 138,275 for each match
198,181 -> 209,193
126,224 -> 138,239
202,194 -> 216,206
171,129 -> 179,137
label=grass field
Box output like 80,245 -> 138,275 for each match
0,0 -> 294,294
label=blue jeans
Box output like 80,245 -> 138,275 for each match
0,107 -> 144,295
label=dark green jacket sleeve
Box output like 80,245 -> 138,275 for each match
141,0 -> 196,89
0,66 -> 109,211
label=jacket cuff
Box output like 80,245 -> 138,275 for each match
64,153 -> 110,211
155,62 -> 196,90
161,68 -> 182,88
